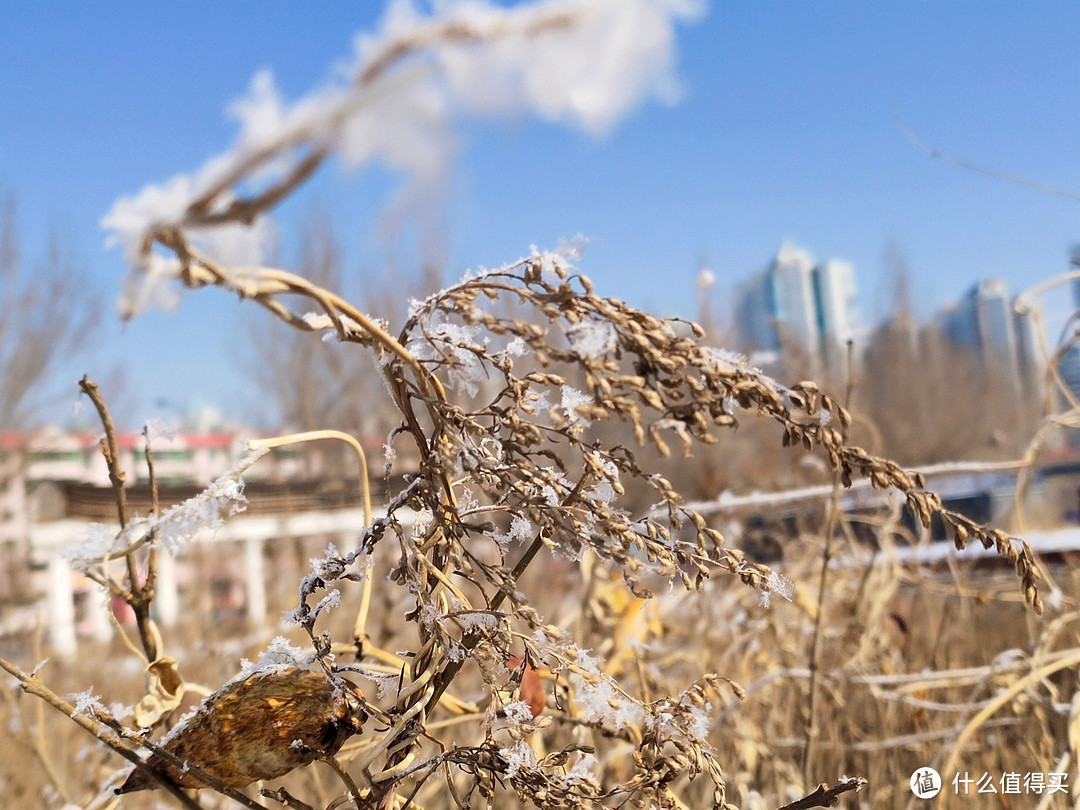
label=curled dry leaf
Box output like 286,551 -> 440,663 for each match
508,655 -> 546,718
134,656 -> 184,729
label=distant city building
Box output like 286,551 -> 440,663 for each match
734,242 -> 859,376
1014,305 -> 1046,393
936,279 -> 1011,365
735,242 -> 815,354
813,258 -> 859,370
1060,344 -> 1080,404
933,279 -> 1045,394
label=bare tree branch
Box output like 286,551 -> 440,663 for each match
0,195 -> 99,429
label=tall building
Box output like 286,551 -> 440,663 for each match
937,279 -> 1015,368
1014,306 -> 1046,393
734,242 -> 859,375
813,258 -> 859,369
1059,344 -> 1080,403
933,279 -> 1045,395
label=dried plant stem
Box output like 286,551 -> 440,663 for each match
800,479 -> 839,783
78,376 -> 129,529
141,423 -> 161,598
0,683 -> 71,803
421,513 -> 560,719
80,20 -> 1066,798
251,266 -> 435,399
724,641 -> 1080,722
940,647 -> 1080,779
2,644 -> 280,809
248,430 -> 372,525
160,239 -> 445,409
1009,408 -> 1080,533
321,754 -> 367,808
161,239 -> 458,501
1033,750 -> 1071,810
353,553 -> 376,650
802,342 -> 857,782
139,6 -> 579,242
738,718 -> 1019,754
259,787 -> 317,810
774,778 -> 867,810
78,375 -> 160,660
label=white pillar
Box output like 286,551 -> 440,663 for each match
84,582 -> 112,643
47,553 -> 76,656
156,550 -> 179,628
244,537 -> 266,626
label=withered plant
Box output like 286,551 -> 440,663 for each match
0,3 -> 1051,809
3,240 -> 1045,808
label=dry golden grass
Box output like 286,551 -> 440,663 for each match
2,524 -> 1073,809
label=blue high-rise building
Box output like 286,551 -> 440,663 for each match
813,258 -> 859,369
933,279 -> 1045,395
1059,344 -> 1080,403
734,242 -> 859,374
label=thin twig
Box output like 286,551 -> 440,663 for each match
0,681 -> 72,803
896,111 -> 1080,203
802,342 -> 857,781
940,647 -> 1080,778
260,787 -> 317,810
775,778 -> 868,810
141,423 -> 161,603
321,753 -> 367,809
79,376 -> 160,660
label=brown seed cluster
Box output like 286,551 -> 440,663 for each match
117,668 -> 365,793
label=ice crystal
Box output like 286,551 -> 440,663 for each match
759,571 -> 795,609
68,688 -> 104,718
567,319 -> 617,361
237,636 -> 312,679
500,739 -> 538,778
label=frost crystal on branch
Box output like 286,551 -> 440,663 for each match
152,464 -> 250,552
567,319 -> 617,361
237,636 -> 312,680
63,449 -> 262,573
558,386 -> 593,431
501,739 -> 539,778
68,688 -> 104,719
63,523 -> 126,574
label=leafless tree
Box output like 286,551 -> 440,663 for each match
0,195 -> 98,429
853,249 -> 1039,465
0,194 -> 99,604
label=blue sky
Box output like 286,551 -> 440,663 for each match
2,2 -> 1079,427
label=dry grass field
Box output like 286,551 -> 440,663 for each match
1,517 -> 1073,810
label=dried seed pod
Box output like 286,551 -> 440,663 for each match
117,667 -> 365,793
